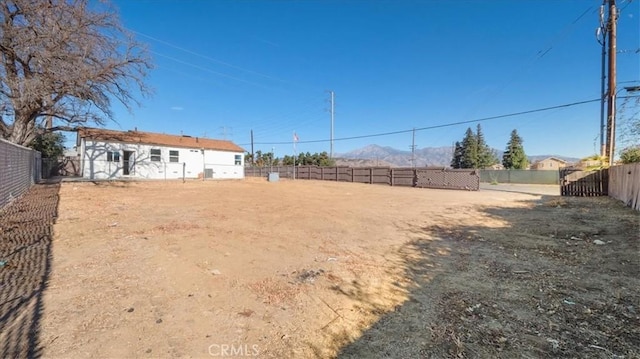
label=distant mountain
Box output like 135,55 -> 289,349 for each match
334,158 -> 396,167
336,144 -> 452,167
336,144 -> 580,168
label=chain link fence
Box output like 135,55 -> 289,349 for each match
0,139 -> 41,209
479,169 -> 560,185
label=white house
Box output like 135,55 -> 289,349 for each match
77,127 -> 245,180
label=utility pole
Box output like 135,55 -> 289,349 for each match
605,0 -> 617,165
250,129 -> 254,166
410,128 -> 417,168
329,91 -> 335,159
597,3 -> 608,158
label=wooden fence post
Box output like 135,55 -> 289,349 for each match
370,168 -> 373,184
351,168 -> 354,182
390,168 -> 394,186
336,166 -> 339,181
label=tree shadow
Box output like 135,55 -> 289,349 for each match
333,196 -> 639,358
0,181 -> 60,358
82,139 -> 179,180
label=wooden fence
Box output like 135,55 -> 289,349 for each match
560,168 -> 609,197
245,166 -> 480,191
608,163 -> 640,211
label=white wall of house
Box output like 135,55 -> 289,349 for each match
81,139 -> 244,180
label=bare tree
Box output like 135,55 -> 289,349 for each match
0,0 -> 152,146
617,96 -> 640,150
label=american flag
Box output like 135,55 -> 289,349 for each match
293,132 -> 299,142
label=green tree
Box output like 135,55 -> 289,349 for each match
262,151 -> 274,166
619,146 -> 640,164
244,152 -> 253,165
298,152 -> 310,165
460,127 -> 478,168
281,155 -> 294,166
252,150 -> 265,167
29,131 -> 65,158
476,124 -> 498,168
450,141 -> 463,168
316,151 -> 335,166
278,152 -> 335,166
502,129 -> 528,169
453,126 -> 498,169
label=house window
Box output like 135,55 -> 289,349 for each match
169,150 -> 179,163
150,149 -> 161,162
107,151 -> 120,162
235,154 -> 242,165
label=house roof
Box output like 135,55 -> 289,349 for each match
78,127 -> 244,153
534,157 -> 568,164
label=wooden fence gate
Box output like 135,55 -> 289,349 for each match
560,168 -> 608,196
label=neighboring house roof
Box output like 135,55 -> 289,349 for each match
534,157 -> 568,164
78,127 -> 244,153
531,157 -> 570,168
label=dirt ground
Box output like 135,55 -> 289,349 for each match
1,178 -> 638,358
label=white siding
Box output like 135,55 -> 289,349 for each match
204,150 -> 243,179
81,140 -> 244,180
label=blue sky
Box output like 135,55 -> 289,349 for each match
103,0 -> 639,159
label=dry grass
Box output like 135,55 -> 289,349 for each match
1,179 -> 631,358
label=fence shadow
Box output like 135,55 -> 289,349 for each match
334,196 -> 639,358
0,181 -> 60,358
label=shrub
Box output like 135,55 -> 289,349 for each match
619,147 -> 640,164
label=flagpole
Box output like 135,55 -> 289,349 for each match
293,131 -> 297,180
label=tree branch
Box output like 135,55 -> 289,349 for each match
0,0 -> 151,145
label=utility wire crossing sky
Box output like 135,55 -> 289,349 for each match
107,0 -> 639,158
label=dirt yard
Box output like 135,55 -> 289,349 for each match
1,178 -> 638,358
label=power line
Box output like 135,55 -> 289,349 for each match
239,98 -> 601,146
130,29 -> 285,83
458,4 -> 595,122
152,51 -> 269,89
128,27 -> 325,93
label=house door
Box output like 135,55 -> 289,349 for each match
123,151 -> 134,175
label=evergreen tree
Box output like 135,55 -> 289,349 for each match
450,141 -> 463,168
502,129 -> 528,169
476,124 -> 498,168
460,127 -> 478,168
29,131 -> 65,158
